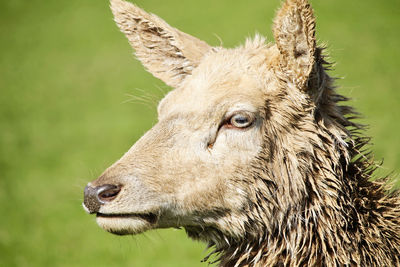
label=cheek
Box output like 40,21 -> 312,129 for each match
149,129 -> 262,209
214,128 -> 263,161
173,130 -> 262,212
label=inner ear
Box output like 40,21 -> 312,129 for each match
273,0 -> 316,89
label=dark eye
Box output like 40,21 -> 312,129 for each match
228,113 -> 254,128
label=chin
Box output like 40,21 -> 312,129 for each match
96,214 -> 156,235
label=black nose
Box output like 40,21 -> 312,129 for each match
83,184 -> 121,214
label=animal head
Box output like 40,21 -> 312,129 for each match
84,0 -> 351,250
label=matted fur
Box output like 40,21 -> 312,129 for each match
83,0 -> 400,266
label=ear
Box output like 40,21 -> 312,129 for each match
110,0 -> 211,88
273,0 -> 316,90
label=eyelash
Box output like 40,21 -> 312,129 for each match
224,112 -> 255,129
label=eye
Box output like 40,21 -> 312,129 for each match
227,112 -> 255,129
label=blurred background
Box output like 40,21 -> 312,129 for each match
1,0 -> 399,266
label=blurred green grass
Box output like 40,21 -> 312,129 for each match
0,0 -> 399,266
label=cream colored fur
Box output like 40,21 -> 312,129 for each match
84,0 -> 400,266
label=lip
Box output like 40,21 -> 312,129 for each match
96,212 -> 158,224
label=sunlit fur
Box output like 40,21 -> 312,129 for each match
85,0 -> 400,266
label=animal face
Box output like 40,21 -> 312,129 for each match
84,0 -> 320,244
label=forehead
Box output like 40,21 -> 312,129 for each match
158,42 -> 279,118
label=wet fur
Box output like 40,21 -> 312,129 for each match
198,47 -> 400,266
86,0 -> 400,266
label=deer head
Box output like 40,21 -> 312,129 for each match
83,0 -> 340,248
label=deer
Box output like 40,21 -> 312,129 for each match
83,0 -> 400,266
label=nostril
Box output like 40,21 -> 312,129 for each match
97,184 -> 121,203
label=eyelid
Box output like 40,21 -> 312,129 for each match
230,113 -> 253,128
225,111 -> 255,127
218,110 -> 255,134
207,110 -> 257,150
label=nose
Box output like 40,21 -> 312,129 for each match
83,184 -> 122,214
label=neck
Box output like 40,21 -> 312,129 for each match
215,148 -> 400,266
215,92 -> 400,266
197,50 -> 400,266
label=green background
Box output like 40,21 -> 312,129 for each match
1,0 -> 399,266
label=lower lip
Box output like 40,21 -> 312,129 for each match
96,213 -> 157,224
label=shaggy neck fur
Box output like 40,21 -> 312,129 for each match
186,47 -> 400,267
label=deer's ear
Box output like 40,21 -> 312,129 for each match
110,0 -> 211,88
273,0 -> 316,90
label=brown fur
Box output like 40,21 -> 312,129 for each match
83,0 -> 400,266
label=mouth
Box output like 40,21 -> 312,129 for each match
95,212 -> 158,235
96,212 -> 158,224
